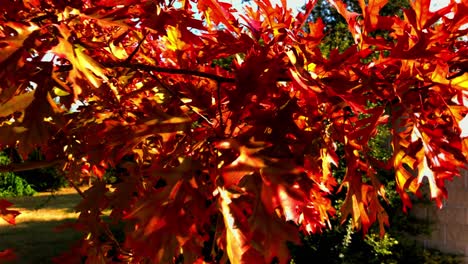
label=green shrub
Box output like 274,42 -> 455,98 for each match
18,166 -> 67,192
0,152 -> 36,197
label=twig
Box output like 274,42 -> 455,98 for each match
217,82 -> 224,131
66,176 -> 86,198
0,159 -> 65,173
123,31 -> 148,64
103,61 -> 294,90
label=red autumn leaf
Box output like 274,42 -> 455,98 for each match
197,0 -> 239,33
357,0 -> 396,32
248,199 -> 300,264
327,0 -> 362,44
0,248 -> 17,262
408,0 -> 435,30
359,0 -> 387,27
0,199 -> 20,225
218,187 -> 251,264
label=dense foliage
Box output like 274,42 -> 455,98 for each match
0,0 -> 467,263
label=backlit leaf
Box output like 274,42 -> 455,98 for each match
163,26 -> 188,52
409,0 -> 433,29
51,24 -> 110,95
198,0 -> 239,33
218,187 -> 249,264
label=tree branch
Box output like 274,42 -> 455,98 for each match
0,159 -> 65,173
103,61 -> 294,86
123,31 -> 149,64
216,82 -> 224,131
104,62 -> 236,83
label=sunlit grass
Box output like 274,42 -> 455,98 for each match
0,188 -> 85,263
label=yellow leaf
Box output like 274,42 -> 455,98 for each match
107,42 -> 128,60
52,25 -> 110,93
164,25 -> 187,51
307,62 -> 316,72
417,158 -> 440,199
74,44 -> 109,87
431,65 -> 468,90
218,188 -> 248,264
53,87 -> 70,96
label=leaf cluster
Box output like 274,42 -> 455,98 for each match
0,0 -> 466,263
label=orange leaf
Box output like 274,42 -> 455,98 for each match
197,0 -> 239,34
218,188 -> 250,264
51,24 -> 110,96
249,200 -> 300,264
409,0 -> 432,30
328,0 -> 361,43
417,157 -> 445,208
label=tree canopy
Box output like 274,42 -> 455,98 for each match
0,0 -> 467,263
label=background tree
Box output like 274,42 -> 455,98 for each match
309,0 -> 411,56
0,0 -> 467,263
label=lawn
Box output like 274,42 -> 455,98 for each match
0,188 -> 85,264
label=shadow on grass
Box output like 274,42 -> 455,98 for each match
0,190 -> 86,263
0,219 -> 84,264
0,189 -> 121,263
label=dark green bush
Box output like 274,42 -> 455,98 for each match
18,166 -> 67,192
16,148 -> 67,192
0,152 -> 36,197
